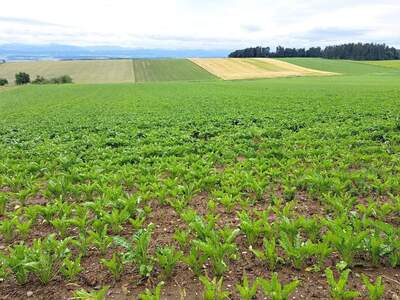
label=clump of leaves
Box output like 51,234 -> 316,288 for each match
113,223 -> 154,277
200,275 -> 230,300
361,274 -> 384,300
236,275 -> 258,300
155,246 -> 182,279
138,281 -> 164,300
72,286 -> 109,300
61,255 -> 82,281
325,268 -> 360,300
101,253 -> 124,282
257,273 -> 299,300
250,237 -> 282,271
27,234 -> 71,284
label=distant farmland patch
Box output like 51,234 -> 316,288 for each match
363,60 -> 400,69
0,59 -> 135,84
190,58 -> 335,80
132,59 -> 216,82
279,58 -> 399,75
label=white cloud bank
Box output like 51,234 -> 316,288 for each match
0,0 -> 399,49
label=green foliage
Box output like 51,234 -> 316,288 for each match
72,286 -> 109,300
15,72 -> 30,85
113,224 -> 154,277
325,268 -> 360,300
101,253 -> 124,282
361,274 -> 384,300
256,273 -> 299,300
235,275 -> 258,300
0,78 -> 8,86
250,237 -> 282,270
27,234 -> 71,284
155,246 -> 182,279
238,210 -> 264,245
61,255 -> 82,281
138,281 -> 164,300
200,276 -> 230,300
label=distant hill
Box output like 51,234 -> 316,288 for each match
0,43 -> 230,61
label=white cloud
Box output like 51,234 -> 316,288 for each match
0,0 -> 399,49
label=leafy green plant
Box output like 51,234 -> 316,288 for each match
1,243 -> 32,285
88,225 -> 113,255
279,233 -> 316,270
72,286 -> 109,300
0,217 -> 17,242
325,268 -> 360,300
361,274 -> 384,300
61,255 -> 82,281
192,227 -> 239,276
16,220 -> 32,240
155,246 -> 182,279
250,237 -> 282,270
238,210 -> 264,245
101,253 -> 124,282
324,223 -> 368,266
235,275 -> 258,300
257,273 -> 299,300
0,194 -> 7,215
200,275 -> 230,300
138,281 -> 164,300
27,234 -> 71,284
113,224 -> 154,277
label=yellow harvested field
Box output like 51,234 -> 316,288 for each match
189,58 -> 337,80
0,59 -> 135,84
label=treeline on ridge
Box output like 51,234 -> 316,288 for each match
229,43 -> 400,60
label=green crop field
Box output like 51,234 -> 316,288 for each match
363,60 -> 400,69
0,59 -> 135,84
279,57 -> 400,75
133,59 -> 216,82
0,62 -> 400,299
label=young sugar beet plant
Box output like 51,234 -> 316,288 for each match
250,237 -> 282,271
325,268 -> 360,300
256,273 -> 299,300
200,275 -> 231,300
361,274 -> 385,300
235,275 -> 258,300
113,223 -> 154,278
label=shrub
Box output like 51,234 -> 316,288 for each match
50,75 -> 73,84
32,76 -> 48,84
31,75 -> 73,85
15,72 -> 30,85
0,78 -> 8,86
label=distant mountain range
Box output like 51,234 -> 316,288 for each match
0,43 -> 230,61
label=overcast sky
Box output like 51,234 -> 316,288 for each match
0,0 -> 399,49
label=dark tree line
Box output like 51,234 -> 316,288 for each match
229,43 -> 400,60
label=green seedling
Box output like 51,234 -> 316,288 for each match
257,273 -> 299,300
113,224 -> 154,277
72,286 -> 109,300
235,275 -> 258,300
325,268 -> 360,300
61,255 -> 82,281
250,237 -> 282,271
361,274 -> 384,300
138,281 -> 164,300
101,253 -> 124,282
155,246 -> 182,279
200,275 -> 231,300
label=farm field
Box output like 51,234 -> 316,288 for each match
0,64 -> 400,299
363,60 -> 400,69
190,58 -> 334,80
279,58 -> 400,75
0,60 -> 135,84
133,59 -> 216,82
